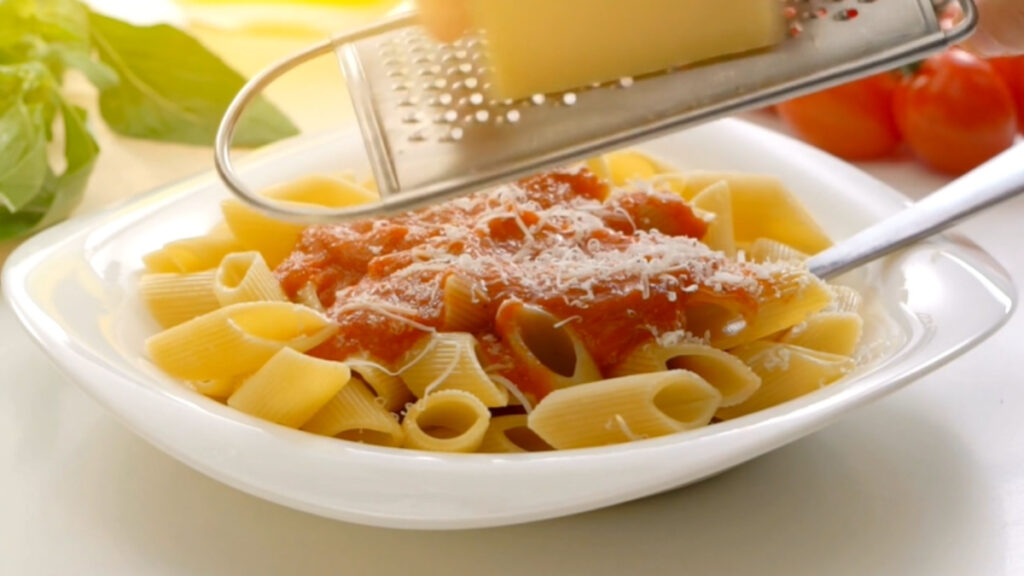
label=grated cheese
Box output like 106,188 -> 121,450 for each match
276,168 -> 805,372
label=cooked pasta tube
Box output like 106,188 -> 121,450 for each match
748,238 -> 808,264
827,285 -> 863,314
139,270 -> 219,328
349,361 -> 415,412
528,370 -> 722,449
776,285 -> 864,355
589,153 -> 830,259
478,414 -> 553,453
675,172 -> 832,255
599,150 -> 661,187
302,377 -> 404,447
687,272 -> 833,349
229,348 -> 352,428
717,341 -> 856,420
222,175 -> 378,268
647,172 -> 690,197
494,300 -> 603,396
401,390 -> 490,453
221,200 -> 304,269
214,251 -> 288,306
399,333 -> 509,407
442,273 -> 491,332
589,151 -> 689,198
140,154 -> 875,452
142,231 -> 244,274
611,339 -> 760,407
779,311 -> 863,357
192,377 -> 240,399
145,302 -> 337,380
691,181 -> 736,257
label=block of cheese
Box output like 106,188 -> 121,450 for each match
417,0 -> 785,100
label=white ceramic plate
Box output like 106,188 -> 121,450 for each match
3,119 -> 1015,530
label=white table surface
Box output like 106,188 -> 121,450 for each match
1,12 -> 1022,569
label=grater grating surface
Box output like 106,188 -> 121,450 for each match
216,0 -> 976,222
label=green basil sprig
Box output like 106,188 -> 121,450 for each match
0,0 -> 299,240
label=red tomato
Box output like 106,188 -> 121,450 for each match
776,73 -> 902,161
893,49 -> 1018,175
989,56 -> 1024,134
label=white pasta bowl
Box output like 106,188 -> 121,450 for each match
2,119 -> 1015,530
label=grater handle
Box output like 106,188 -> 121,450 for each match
945,0 -> 979,44
214,13 -> 419,225
808,144 -> 1024,280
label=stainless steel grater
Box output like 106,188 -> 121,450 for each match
216,0 -> 977,223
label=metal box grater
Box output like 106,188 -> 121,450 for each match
216,0 -> 976,222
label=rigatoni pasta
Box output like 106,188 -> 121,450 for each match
140,152 -> 871,453
716,341 -> 856,420
214,251 -> 288,306
303,377 -> 405,447
610,338 -> 760,407
778,311 -> 864,357
478,415 -> 552,453
670,171 -> 833,254
348,362 -> 414,413
402,390 -> 491,453
528,370 -> 722,449
399,333 -> 510,407
228,347 -> 351,428
493,300 -> 603,392
139,270 -> 219,328
690,181 -> 736,257
145,301 -> 337,380
221,174 -> 379,268
442,274 -> 491,332
142,230 -> 243,274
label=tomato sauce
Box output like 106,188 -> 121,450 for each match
276,168 -> 768,401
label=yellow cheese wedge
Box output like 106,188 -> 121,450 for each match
417,0 -> 784,101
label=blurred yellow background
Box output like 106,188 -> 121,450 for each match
179,0 -> 408,128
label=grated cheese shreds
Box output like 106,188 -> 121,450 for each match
276,168 -> 806,372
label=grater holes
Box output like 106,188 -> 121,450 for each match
379,31 -> 536,142
780,0 -> 876,30
383,0 -> 878,144
362,0 -> 895,148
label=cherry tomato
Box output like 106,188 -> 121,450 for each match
776,73 -> 902,161
893,49 -> 1017,175
989,56 -> 1024,134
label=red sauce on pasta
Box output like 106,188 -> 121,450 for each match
276,168 -> 777,402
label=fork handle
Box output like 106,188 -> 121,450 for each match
808,144 -> 1024,279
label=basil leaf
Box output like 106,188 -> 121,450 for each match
0,0 -> 91,50
89,11 -> 299,147
50,43 -> 119,89
0,95 -> 97,239
23,0 -> 91,46
0,168 -> 56,239
47,98 -> 97,217
0,99 -> 49,214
